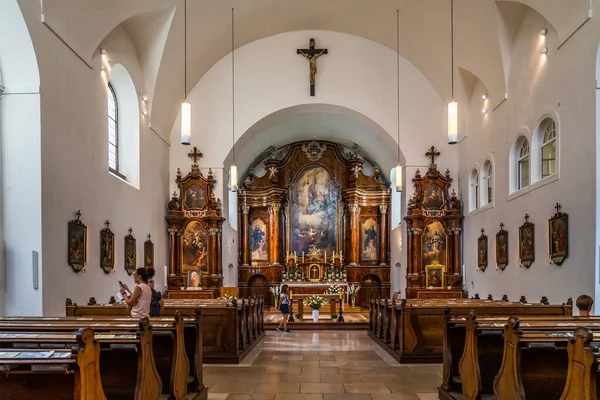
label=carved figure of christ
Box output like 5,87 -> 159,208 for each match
297,38 -> 328,96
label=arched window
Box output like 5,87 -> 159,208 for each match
518,140 -> 530,189
541,119 -> 556,178
482,161 -> 492,205
469,168 -> 480,211
107,84 -> 119,174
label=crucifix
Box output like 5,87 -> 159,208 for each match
297,38 -> 328,96
75,210 -> 82,221
425,146 -> 440,167
500,222 -> 504,231
554,203 -> 562,215
188,146 -> 203,166
128,227 -> 133,236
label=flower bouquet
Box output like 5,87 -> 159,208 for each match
218,294 -> 233,300
269,285 -> 281,306
348,284 -> 360,307
325,284 -> 343,295
303,295 -> 325,310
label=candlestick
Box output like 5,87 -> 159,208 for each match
324,251 -> 326,261
163,265 -> 168,287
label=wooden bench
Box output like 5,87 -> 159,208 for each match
560,327 -> 600,400
440,312 -> 600,400
0,327 -> 105,400
66,297 -> 266,364
0,318 -> 161,400
493,317 -> 600,400
0,313 -> 196,400
368,297 -> 572,364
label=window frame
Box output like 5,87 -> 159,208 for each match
540,119 -> 556,179
107,83 -> 126,180
469,168 -> 480,211
518,139 -> 530,190
485,162 -> 492,205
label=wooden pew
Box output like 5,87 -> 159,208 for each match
441,312 -> 600,400
0,327 -> 105,400
493,317 -> 600,400
0,314 -> 193,400
369,297 -> 573,364
560,327 -> 599,400
65,297 -> 266,364
0,319 -> 161,400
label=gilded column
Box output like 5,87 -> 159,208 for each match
379,205 -> 388,265
453,227 -> 461,275
176,228 -> 184,275
216,226 -> 223,276
241,205 -> 250,266
168,227 -> 177,275
207,227 -> 219,276
349,204 -> 361,265
268,203 -> 282,265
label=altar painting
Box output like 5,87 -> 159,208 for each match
290,166 -> 338,254
421,220 -> 447,268
361,218 -> 379,261
423,184 -> 444,210
182,221 -> 208,273
250,218 -> 268,261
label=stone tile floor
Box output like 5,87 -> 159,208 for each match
203,331 -> 441,400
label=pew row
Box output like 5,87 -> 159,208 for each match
368,297 -> 572,364
440,312 -> 600,400
560,327 -> 600,400
0,319 -> 161,400
65,297 -> 265,364
0,327 -> 105,400
0,313 -> 198,400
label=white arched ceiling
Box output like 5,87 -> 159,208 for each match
34,0 -> 584,140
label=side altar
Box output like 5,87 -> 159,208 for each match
404,147 -> 465,299
237,141 -> 392,307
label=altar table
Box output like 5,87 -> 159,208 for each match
285,282 -> 350,303
291,293 -> 343,321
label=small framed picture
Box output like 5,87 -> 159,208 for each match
68,211 -> 87,273
549,204 -> 568,266
187,270 -> 202,288
425,263 -> 445,288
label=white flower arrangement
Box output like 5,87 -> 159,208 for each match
325,284 -> 343,295
303,295 -> 326,310
269,285 -> 281,296
348,284 -> 360,295
218,294 -> 233,300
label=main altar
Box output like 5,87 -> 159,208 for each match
237,141 -> 392,307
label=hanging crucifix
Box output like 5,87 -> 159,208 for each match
297,38 -> 328,96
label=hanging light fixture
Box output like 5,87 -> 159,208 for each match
394,9 -> 403,192
447,0 -> 458,144
181,0 -> 191,145
229,8 -> 238,192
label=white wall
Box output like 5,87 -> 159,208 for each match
12,1 -> 170,316
459,9 -> 600,306
169,31 -> 458,291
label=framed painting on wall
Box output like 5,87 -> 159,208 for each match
425,263 -> 445,288
100,220 -> 114,274
144,234 -> 154,269
477,229 -> 488,272
68,210 -> 86,273
124,228 -> 136,275
495,223 -> 508,271
187,270 -> 202,288
519,214 -> 535,268
549,204 -> 568,266
182,220 -> 208,273
421,220 -> 447,268
361,217 -> 379,262
250,218 -> 268,261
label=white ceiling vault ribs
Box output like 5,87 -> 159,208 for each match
38,0 -> 590,137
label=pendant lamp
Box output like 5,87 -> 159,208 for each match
181,0 -> 191,145
229,8 -> 238,192
394,9 -> 403,192
447,0 -> 458,144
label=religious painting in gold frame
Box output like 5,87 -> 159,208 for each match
361,217 -> 379,262
184,184 -> 206,210
68,210 -> 86,273
423,184 -> 444,210
182,220 -> 208,273
477,229 -> 488,271
421,220 -> 447,268
124,228 -> 136,275
495,223 -> 508,271
250,218 -> 268,261
144,234 -> 154,269
549,204 -> 568,266
425,263 -> 445,288
100,220 -> 114,274
519,215 -> 534,268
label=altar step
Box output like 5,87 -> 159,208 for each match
264,311 -> 370,331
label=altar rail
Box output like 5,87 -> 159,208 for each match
368,296 -> 572,364
66,297 -> 265,364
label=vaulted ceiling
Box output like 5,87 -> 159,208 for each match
38,0 -> 592,138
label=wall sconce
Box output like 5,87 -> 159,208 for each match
540,29 -> 548,36
541,47 -> 548,55
142,94 -> 148,102
481,93 -> 487,100
142,109 -> 148,115
482,107 -> 487,114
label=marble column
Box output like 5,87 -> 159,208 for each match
453,227 -> 461,275
176,228 -> 184,275
241,206 -> 250,266
268,203 -> 282,265
379,205 -> 388,265
207,227 -> 219,276
348,204 -> 361,265
168,227 -> 177,275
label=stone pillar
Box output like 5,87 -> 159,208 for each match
453,227 -> 461,275
241,206 -> 250,266
207,227 -> 219,276
349,204 -> 360,265
268,203 -> 282,265
216,227 -> 223,276
168,227 -> 177,275
176,228 -> 184,275
379,205 -> 388,265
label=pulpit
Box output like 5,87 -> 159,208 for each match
404,147 -> 465,299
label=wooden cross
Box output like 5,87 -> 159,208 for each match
297,38 -> 328,96
188,146 -> 203,166
75,210 -> 81,221
524,214 -> 530,222
500,222 -> 504,231
554,203 -> 562,214
128,227 -> 133,236
481,228 -> 485,235
425,146 -> 440,166
147,234 -> 151,241
105,220 -> 110,229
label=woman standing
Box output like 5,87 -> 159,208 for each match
120,267 -> 152,318
148,270 -> 164,317
276,284 -> 292,333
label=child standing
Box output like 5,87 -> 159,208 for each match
276,284 -> 292,333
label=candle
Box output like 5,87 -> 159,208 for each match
164,265 -> 168,287
324,251 -> 326,261
302,252 -> 304,263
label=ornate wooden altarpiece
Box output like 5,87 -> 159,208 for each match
165,147 -> 225,299
237,141 -> 391,306
404,147 -> 465,299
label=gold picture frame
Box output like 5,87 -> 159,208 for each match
425,262 -> 445,288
